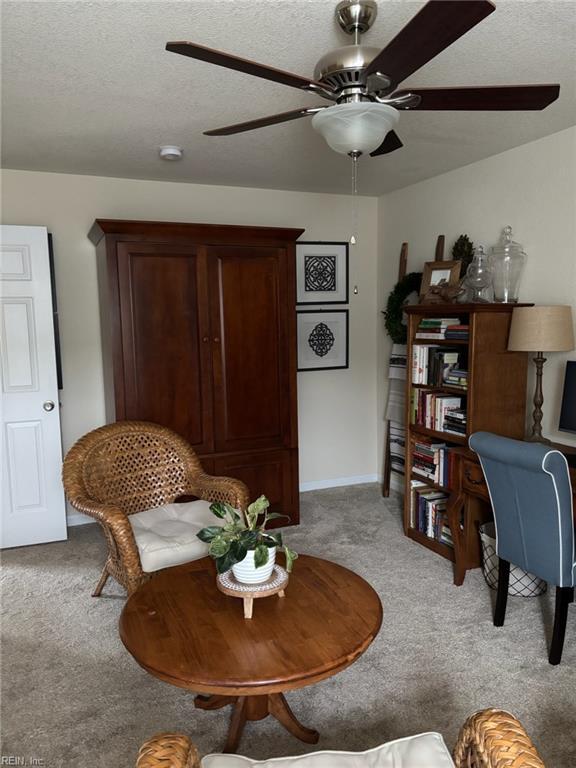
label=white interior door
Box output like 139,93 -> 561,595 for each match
1,225 -> 67,548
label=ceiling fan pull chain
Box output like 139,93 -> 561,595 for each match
350,152 -> 360,245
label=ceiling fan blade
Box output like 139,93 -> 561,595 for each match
370,130 -> 403,157
204,107 -> 327,136
393,85 -> 560,110
366,1 -> 495,86
166,42 -> 335,97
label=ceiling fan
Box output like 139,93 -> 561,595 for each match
166,0 -> 560,158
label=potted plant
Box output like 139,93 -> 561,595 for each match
451,234 -> 475,274
197,495 -> 298,584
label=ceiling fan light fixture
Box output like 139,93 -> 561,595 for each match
311,102 -> 399,155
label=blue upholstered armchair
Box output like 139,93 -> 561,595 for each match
469,432 -> 575,665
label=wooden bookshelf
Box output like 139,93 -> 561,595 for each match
403,303 -> 530,564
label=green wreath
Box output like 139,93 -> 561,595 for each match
383,272 -> 422,344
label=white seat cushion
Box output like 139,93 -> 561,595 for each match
201,733 -> 454,768
129,500 -> 216,573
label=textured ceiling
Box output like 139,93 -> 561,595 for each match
2,0 -> 576,195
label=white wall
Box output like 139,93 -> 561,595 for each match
1,170 -> 380,497
4,126 -> 573,515
377,126 -> 576,464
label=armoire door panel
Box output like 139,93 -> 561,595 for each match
213,449 -> 297,524
117,243 -> 213,452
208,246 -> 289,453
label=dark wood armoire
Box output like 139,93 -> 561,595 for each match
88,219 -> 304,524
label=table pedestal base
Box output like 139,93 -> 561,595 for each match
195,693 -> 320,753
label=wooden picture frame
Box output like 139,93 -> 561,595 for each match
419,260 -> 462,296
296,242 -> 349,305
297,310 -> 349,371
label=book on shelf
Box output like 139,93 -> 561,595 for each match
410,390 -> 467,434
411,346 -> 467,387
415,317 -> 461,340
438,519 -> 453,546
444,367 -> 468,389
444,323 -> 470,341
443,408 -> 467,436
409,481 -> 452,546
411,437 -> 456,488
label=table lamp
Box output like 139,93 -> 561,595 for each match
508,305 -> 575,443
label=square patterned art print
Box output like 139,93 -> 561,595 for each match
296,242 -> 348,304
297,310 -> 349,371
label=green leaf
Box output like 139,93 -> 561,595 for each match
263,533 -> 281,548
208,536 -> 230,558
196,525 -> 223,543
283,546 -> 298,573
229,507 -> 241,523
209,502 -> 229,519
215,551 -> 237,574
223,521 -> 243,534
247,495 -> 270,517
254,543 -> 269,568
230,540 -> 248,564
241,530 -> 259,549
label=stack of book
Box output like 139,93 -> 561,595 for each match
443,408 -> 467,436
415,317 -> 460,340
411,390 -> 465,434
411,438 -> 456,488
411,346 -> 463,386
444,323 -> 469,340
409,480 -> 452,545
444,367 -> 468,390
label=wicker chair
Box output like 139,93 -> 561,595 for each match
136,710 -> 545,768
62,421 -> 249,596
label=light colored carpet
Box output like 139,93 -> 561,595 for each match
1,484 -> 575,767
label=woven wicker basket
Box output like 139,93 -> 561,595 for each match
479,522 -> 546,597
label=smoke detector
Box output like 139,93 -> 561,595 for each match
159,145 -> 183,161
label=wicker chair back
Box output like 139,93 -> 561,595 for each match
64,421 -> 203,515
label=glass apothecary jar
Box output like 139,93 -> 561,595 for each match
464,245 -> 493,302
490,226 -> 526,303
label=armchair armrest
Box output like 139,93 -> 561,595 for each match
137,734 -> 200,768
453,708 -> 545,768
189,473 -> 250,510
67,496 -> 142,574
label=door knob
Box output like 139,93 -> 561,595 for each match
43,401 -> 55,412
213,337 -> 220,343
202,336 -> 209,343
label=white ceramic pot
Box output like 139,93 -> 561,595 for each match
232,547 -> 276,584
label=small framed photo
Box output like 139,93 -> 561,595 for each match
296,241 -> 349,305
297,310 -> 349,371
420,260 -> 462,295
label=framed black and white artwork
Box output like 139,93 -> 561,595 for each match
296,241 -> 349,305
297,310 -> 349,371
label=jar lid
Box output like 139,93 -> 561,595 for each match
491,225 -> 526,258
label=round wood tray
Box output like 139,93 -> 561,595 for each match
216,564 -> 289,618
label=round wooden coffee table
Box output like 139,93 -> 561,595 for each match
119,554 -> 382,753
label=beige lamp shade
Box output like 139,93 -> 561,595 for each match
508,305 -> 575,352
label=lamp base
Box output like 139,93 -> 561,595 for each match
527,352 -> 549,446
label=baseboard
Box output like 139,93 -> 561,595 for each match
300,474 -> 379,492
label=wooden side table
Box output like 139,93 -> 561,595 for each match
119,555 -> 382,753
